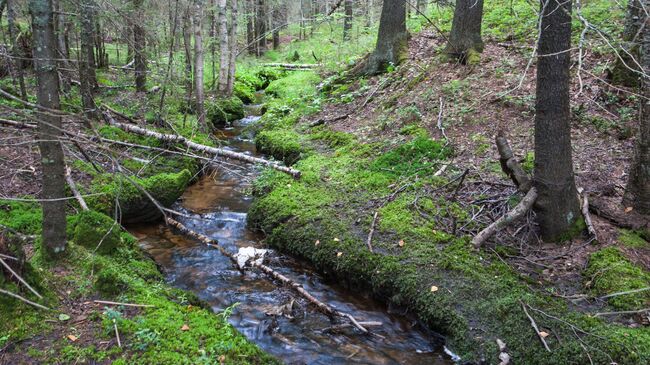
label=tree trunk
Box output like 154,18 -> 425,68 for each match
343,0 -> 352,41
133,0 -> 147,92
182,6 -> 193,111
29,0 -> 67,258
272,4 -> 281,49
365,0 -> 373,28
247,0 -> 257,54
94,11 -> 107,68
7,0 -> 26,99
256,0 -> 267,55
417,0 -> 426,13
445,0 -> 484,64
193,0 -> 205,128
611,0 -> 646,87
624,20 -> 650,214
217,0 -> 229,93
226,0 -> 238,95
80,0 -> 98,122
533,0 -> 581,242
364,0 -> 407,75
52,0 -> 70,92
209,0 -> 217,88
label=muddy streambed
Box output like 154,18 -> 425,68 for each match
130,113 -> 454,364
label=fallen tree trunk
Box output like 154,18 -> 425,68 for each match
165,216 -> 371,333
102,110 -> 301,178
472,188 -> 538,248
262,63 -> 321,69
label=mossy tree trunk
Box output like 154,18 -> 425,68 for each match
364,0 -> 407,75
80,0 -> 98,122
533,0 -> 581,242
624,21 -> 650,214
29,0 -> 67,258
133,0 -> 147,92
445,0 -> 484,64
611,0 -> 646,87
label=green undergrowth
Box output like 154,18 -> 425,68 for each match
585,247 -> 650,311
0,203 -> 277,364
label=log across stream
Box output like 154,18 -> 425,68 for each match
129,112 -> 455,364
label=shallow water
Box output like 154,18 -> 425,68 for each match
131,116 -> 453,365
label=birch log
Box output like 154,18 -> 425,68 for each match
103,111 -> 301,178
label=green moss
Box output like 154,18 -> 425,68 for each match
585,247 -> 650,310
255,130 -> 306,165
465,48 -> 482,65
234,81 -> 256,104
97,125 -> 162,147
71,211 -> 121,255
86,170 -> 192,222
371,136 -> 452,177
265,71 -> 321,100
619,229 -> 649,248
206,96 -> 245,127
308,129 -> 355,148
0,200 -> 42,235
522,151 -> 535,173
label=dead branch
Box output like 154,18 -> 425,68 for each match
473,188 -> 538,248
103,111 -> 301,178
113,318 -> 122,347
600,287 -> 650,300
366,212 -> 378,253
309,114 -> 348,128
94,300 -> 154,308
577,188 -> 597,239
496,132 -> 531,193
262,63 -> 321,70
0,288 -> 50,311
0,258 -> 43,299
521,300 -> 551,352
594,308 -> 650,317
65,166 -> 89,211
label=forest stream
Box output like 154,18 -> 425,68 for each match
129,105 -> 454,365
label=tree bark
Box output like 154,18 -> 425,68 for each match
533,0 -> 581,242
256,0 -> 267,55
611,0 -> 646,87
29,0 -> 67,258
343,0 -> 352,40
364,0 -> 407,75
133,0 -> 147,92
217,0 -> 229,93
247,0 -> 257,54
7,0 -> 26,99
193,0 -> 206,128
182,6 -> 193,105
80,0 -> 98,122
226,0 -> 238,95
445,0 -> 484,64
624,18 -> 650,214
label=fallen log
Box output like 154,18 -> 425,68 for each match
262,63 -> 321,69
308,114 -> 348,128
165,216 -> 372,334
102,110 -> 301,178
472,188 -> 538,248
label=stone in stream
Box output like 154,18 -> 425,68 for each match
235,247 -> 268,269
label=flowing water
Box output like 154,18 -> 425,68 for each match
130,109 -> 454,365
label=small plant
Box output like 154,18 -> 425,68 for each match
397,105 -> 422,123
133,328 -> 160,351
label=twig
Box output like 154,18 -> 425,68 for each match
600,287 -> 650,300
577,188 -> 597,240
366,212 -> 378,253
437,97 -> 448,142
0,258 -> 43,299
113,318 -> 122,347
0,254 -> 18,261
0,288 -> 50,310
473,188 -> 538,248
65,167 -> 89,211
594,308 -> 650,317
521,300 -> 551,352
94,300 -> 154,308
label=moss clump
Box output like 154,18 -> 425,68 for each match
255,130 -> 305,165
206,96 -> 245,127
234,82 -> 256,104
371,136 -> 452,176
309,129 -> 355,148
97,125 -> 162,148
0,200 -> 42,235
585,247 -> 650,310
72,211 -> 121,255
256,67 -> 286,88
87,170 -> 192,223
265,71 -> 321,100
619,229 -> 649,248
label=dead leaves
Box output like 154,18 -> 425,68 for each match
181,324 -> 190,331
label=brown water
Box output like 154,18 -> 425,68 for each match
131,115 -> 456,365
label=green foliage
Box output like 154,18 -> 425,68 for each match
0,200 -> 42,235
255,130 -> 305,165
71,210 -> 121,255
265,71 -> 321,100
585,247 -> 650,310
371,136 -> 452,177
206,96 -> 245,127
